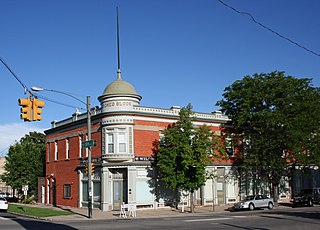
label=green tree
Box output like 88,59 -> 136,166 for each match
216,71 -> 320,201
154,104 -> 218,213
1,132 -> 45,199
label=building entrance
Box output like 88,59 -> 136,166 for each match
110,168 -> 127,210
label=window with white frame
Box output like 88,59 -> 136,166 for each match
159,130 -> 164,142
106,128 -> 128,154
118,131 -> 126,152
85,134 -> 88,157
47,143 -> 50,162
54,141 -> 58,161
225,136 -> 234,156
66,138 -> 70,159
79,136 -> 83,158
108,133 -> 114,153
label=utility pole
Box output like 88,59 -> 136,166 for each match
31,86 -> 93,218
87,96 -> 93,218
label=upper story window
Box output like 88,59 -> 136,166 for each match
225,136 -> 235,157
106,128 -> 128,154
79,134 -> 89,158
108,133 -> 114,153
66,138 -> 70,159
47,143 -> 50,162
85,134 -> 88,157
159,130 -> 164,141
54,141 -> 58,161
79,136 -> 83,158
118,131 -> 126,152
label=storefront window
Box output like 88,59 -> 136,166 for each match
82,181 -> 88,201
93,181 -> 101,202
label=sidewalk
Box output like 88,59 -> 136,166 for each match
13,202 -> 291,221
34,204 -> 233,221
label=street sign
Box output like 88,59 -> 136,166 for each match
22,185 -> 28,196
22,185 -> 28,191
82,140 -> 96,148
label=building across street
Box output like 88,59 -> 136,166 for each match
38,11 -> 317,214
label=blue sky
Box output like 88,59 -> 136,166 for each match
1,0 -> 319,156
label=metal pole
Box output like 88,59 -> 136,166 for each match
87,96 -> 93,218
212,178 -> 215,212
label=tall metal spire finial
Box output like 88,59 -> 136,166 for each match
116,7 -> 122,80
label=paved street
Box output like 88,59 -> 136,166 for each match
1,204 -> 320,229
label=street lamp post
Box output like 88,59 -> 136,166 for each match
86,95 -> 93,219
31,86 -> 93,218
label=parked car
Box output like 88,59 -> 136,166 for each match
291,188 -> 320,207
0,192 -> 12,198
233,195 -> 274,211
0,197 -> 8,212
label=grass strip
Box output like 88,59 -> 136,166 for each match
8,204 -> 73,217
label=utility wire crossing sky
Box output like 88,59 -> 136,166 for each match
0,0 -> 319,156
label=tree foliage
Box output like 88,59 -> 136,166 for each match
154,104 -> 219,212
216,71 -> 320,200
0,132 -> 46,198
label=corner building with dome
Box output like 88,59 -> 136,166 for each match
44,70 -> 240,211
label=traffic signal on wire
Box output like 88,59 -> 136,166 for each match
18,98 -> 32,121
32,98 -> 45,121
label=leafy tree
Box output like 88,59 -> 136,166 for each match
0,132 -> 45,199
154,104 -> 219,213
216,71 -> 320,201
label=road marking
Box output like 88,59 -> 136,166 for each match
232,216 -> 248,218
185,217 -> 231,222
226,215 -> 259,219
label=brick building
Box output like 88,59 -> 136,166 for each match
44,69 -> 239,211
0,157 -> 14,197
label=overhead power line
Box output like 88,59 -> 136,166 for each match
0,56 -> 29,93
32,93 -> 85,111
0,55 -> 85,110
217,0 -> 320,57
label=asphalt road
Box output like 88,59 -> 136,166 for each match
1,205 -> 320,230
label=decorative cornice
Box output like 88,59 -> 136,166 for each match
46,105 -> 229,131
102,116 -> 134,125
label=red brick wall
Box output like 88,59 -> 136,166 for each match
134,129 -> 159,156
45,114 -> 230,208
45,122 -> 101,207
46,159 -> 79,207
132,118 -> 225,159
133,118 -> 172,156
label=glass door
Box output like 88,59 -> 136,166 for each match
113,180 -> 122,210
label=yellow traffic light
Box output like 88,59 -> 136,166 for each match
18,98 -> 32,121
32,98 -> 45,121
85,164 -> 88,175
91,164 -> 95,175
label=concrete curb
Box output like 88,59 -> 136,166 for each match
8,203 -> 293,221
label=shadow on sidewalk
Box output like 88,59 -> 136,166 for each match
54,205 -> 88,218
